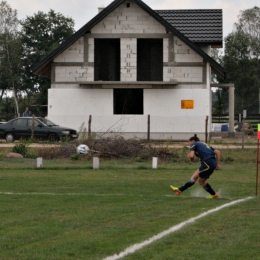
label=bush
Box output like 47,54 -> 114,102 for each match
70,153 -> 79,160
77,137 -> 179,161
12,140 -> 29,157
37,144 -> 77,160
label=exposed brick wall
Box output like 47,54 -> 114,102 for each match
91,0 -> 165,34
54,37 -> 84,62
55,66 -> 94,82
121,38 -> 137,81
53,0 -> 205,84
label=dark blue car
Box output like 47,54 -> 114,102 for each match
0,117 -> 78,142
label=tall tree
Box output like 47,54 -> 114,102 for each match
235,6 -> 260,60
211,47 -> 229,114
219,7 -> 260,114
0,0 -> 22,116
20,10 -> 75,111
224,31 -> 259,113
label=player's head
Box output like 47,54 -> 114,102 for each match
189,134 -> 200,142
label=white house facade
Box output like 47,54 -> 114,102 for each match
33,0 -> 226,140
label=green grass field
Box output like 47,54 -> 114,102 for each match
0,156 -> 259,260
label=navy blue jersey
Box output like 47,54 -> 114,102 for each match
190,142 -> 215,162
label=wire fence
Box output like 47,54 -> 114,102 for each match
212,113 -> 260,132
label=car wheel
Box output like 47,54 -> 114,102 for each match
5,133 -> 15,143
48,133 -> 59,142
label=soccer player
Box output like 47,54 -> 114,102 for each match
170,134 -> 221,199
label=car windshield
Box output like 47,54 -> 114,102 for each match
38,118 -> 58,127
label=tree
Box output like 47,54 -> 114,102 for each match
211,47 -> 229,114
225,32 -> 259,113
219,7 -> 260,114
0,1 -> 22,116
20,10 -> 75,113
212,89 -> 226,114
235,6 -> 260,60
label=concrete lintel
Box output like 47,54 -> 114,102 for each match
210,83 -> 235,88
79,81 -> 179,89
53,62 -> 85,67
102,85 -> 153,89
165,62 -> 205,67
80,81 -> 178,85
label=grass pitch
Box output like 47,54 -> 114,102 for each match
0,157 -> 259,260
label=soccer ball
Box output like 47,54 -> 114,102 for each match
76,144 -> 90,155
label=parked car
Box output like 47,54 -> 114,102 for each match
0,117 -> 78,142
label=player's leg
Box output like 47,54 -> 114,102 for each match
198,161 -> 218,198
199,178 -> 219,198
170,169 -> 199,195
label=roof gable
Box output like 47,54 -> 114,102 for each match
91,2 -> 166,34
33,0 -> 225,79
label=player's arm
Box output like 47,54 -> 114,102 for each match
188,150 -> 195,161
214,149 -> 221,169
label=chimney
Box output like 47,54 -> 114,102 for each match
98,7 -> 105,13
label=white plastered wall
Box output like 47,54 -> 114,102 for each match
48,87 -> 210,140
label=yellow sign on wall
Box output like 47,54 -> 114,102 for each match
181,100 -> 194,109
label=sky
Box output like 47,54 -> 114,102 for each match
6,0 -> 260,39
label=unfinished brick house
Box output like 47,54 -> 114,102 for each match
33,0 -> 226,140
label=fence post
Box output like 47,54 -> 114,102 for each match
88,115 -> 92,139
31,114 -> 35,139
228,85 -> 235,136
93,157 -> 99,169
205,115 -> 208,143
36,157 -> 43,168
152,157 -> 158,169
147,114 -> 150,141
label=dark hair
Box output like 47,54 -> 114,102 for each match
189,134 -> 200,142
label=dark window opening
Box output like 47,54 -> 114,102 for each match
127,3 -> 130,7
94,39 -> 120,81
114,89 -> 143,115
137,39 -> 163,81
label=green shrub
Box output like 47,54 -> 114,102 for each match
70,153 -> 79,160
12,140 -> 29,157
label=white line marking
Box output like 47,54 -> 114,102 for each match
103,197 -> 253,260
0,192 -> 127,196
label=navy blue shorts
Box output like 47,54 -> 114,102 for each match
198,158 -> 217,179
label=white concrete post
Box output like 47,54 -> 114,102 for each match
152,157 -> 158,169
37,157 -> 43,168
93,157 -> 100,169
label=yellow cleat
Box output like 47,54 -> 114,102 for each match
207,193 -> 219,199
170,185 -> 181,196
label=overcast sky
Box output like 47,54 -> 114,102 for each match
7,0 -> 260,39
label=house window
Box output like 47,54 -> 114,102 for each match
137,39 -> 163,81
94,39 -> 120,81
114,89 -> 143,115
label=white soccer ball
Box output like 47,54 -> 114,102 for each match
76,144 -> 90,155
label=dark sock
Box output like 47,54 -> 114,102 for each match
179,180 -> 195,192
203,183 -> 216,195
